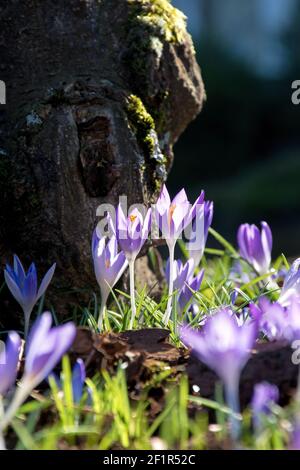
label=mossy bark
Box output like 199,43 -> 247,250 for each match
0,0 -> 205,317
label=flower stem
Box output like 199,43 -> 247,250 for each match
98,293 -> 108,332
163,243 -> 175,326
129,260 -> 136,329
24,310 -> 31,340
225,379 -> 241,442
0,397 -> 6,450
0,380 -> 32,433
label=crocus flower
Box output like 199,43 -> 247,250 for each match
178,270 -> 204,314
112,205 -> 152,262
92,230 -> 128,330
180,310 -> 257,439
249,298 -> 288,341
165,259 -> 194,292
249,296 -> 300,342
109,205 -> 151,329
188,200 -> 213,268
165,258 -> 204,315
50,358 -> 86,404
155,185 -> 204,325
279,258 -> 300,307
237,222 -> 272,275
4,255 -> 56,338
0,312 -> 76,434
251,382 -> 279,430
0,332 -> 21,397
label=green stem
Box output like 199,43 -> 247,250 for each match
129,260 -> 136,329
0,396 -> 6,450
98,293 -> 108,332
0,380 -> 32,433
163,243 -> 175,326
24,310 -> 31,340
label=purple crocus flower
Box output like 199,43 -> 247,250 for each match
0,332 -> 21,397
180,310 -> 257,439
0,313 -> 76,434
155,185 -> 204,325
279,258 -> 300,307
249,296 -> 300,342
112,205 -> 151,262
4,255 -> 56,338
92,230 -> 128,329
165,259 -> 194,292
188,200 -> 213,268
165,258 -> 204,314
284,297 -> 300,341
251,382 -> 279,430
155,185 -> 204,249
178,270 -> 204,314
50,358 -> 86,404
249,298 -> 288,341
237,222 -> 272,275
24,312 -> 76,386
108,205 -> 151,329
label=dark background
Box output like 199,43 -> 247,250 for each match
170,0 -> 300,257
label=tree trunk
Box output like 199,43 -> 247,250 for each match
0,0 -> 204,317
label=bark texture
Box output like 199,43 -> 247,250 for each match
0,0 -> 205,313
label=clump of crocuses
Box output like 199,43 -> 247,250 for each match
4,255 -> 56,338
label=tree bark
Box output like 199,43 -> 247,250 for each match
0,0 -> 204,315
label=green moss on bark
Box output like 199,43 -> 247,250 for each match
126,94 -> 155,157
127,0 -> 186,44
125,94 -> 167,188
124,0 -> 188,137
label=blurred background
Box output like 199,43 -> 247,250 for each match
170,0 -> 300,257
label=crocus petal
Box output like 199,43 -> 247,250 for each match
23,264 -> 38,310
4,270 -> 24,307
189,191 -> 205,219
172,188 -> 188,205
13,255 -> 26,286
141,208 -> 152,242
0,332 -> 21,396
156,184 -> 171,214
261,221 -> 272,255
36,263 -> 56,301
279,258 -> 300,306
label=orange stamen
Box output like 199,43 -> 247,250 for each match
129,214 -> 137,223
168,204 -> 176,225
